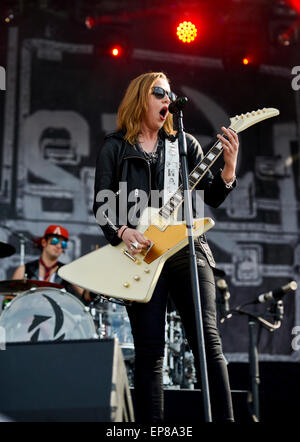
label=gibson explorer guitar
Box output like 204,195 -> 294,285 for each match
59,108 -> 279,303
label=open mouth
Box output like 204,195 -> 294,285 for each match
159,106 -> 168,120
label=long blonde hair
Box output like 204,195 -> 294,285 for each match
117,72 -> 175,145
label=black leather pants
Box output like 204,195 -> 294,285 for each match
126,246 -> 234,423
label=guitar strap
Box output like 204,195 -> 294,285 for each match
164,138 -> 180,204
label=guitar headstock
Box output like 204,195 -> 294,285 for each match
229,108 -> 280,134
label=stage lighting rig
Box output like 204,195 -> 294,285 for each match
269,0 -> 300,47
93,30 -> 132,61
176,20 -> 198,44
85,16 -> 96,30
2,3 -> 18,25
110,46 -> 121,57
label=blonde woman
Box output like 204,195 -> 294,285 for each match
93,72 -> 239,422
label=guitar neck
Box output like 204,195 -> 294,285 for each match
158,107 -> 280,220
158,136 -> 225,220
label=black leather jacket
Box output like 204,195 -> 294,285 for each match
93,130 -> 236,267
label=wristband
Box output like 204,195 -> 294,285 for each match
120,226 -> 129,239
117,225 -> 126,238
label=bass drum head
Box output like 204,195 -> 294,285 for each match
0,287 -> 97,343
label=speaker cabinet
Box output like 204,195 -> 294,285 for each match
0,339 -> 134,422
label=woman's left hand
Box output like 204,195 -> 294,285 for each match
217,126 -> 239,181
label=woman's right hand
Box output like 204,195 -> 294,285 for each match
119,226 -> 151,255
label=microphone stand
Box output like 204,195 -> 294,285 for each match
225,301 -> 283,422
172,102 -> 212,422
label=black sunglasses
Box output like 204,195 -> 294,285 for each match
152,86 -> 177,102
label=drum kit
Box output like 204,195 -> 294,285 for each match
0,239 -> 195,388
163,311 -> 197,389
0,239 -> 96,340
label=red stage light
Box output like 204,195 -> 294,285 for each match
286,0 -> 300,14
110,46 -> 121,57
85,17 -> 95,29
242,57 -> 249,65
176,21 -> 198,43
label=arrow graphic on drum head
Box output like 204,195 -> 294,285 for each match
27,294 -> 65,342
42,294 -> 64,337
28,315 -> 52,332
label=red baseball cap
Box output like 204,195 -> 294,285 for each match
43,225 -> 69,240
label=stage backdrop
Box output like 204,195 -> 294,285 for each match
0,12 -> 299,362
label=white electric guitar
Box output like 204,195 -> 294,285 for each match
59,108 -> 279,303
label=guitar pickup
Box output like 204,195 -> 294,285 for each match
121,248 -> 137,262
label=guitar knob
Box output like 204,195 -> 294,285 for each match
133,275 -> 140,281
123,282 -> 130,288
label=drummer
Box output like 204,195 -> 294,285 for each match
4,225 -> 89,306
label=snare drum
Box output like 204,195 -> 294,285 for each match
0,287 -> 97,343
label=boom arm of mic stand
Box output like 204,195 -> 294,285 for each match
0,224 -> 34,244
229,307 -> 282,332
0,224 -> 35,267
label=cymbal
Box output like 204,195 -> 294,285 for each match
0,279 -> 64,294
0,242 -> 16,258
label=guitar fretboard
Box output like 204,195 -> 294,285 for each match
158,137 -> 225,220
158,107 -> 280,220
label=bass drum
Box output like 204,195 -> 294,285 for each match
0,287 -> 97,343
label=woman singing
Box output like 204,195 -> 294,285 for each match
93,72 -> 239,422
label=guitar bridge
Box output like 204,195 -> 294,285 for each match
141,241 -> 154,257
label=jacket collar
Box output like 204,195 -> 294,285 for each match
104,128 -> 176,160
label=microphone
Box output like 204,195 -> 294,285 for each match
255,281 -> 298,304
168,96 -> 188,114
216,278 -> 232,322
